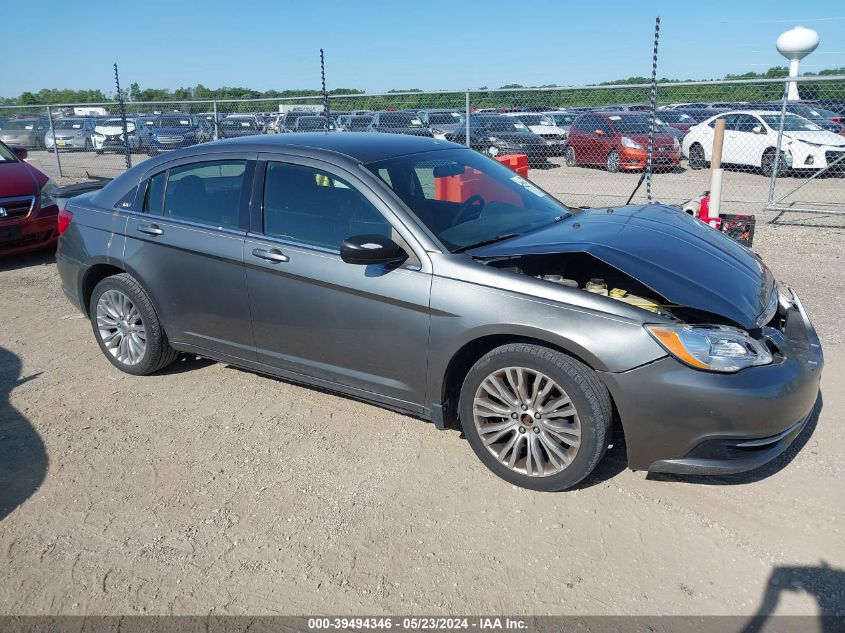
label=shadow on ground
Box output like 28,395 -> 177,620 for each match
741,562 -> 845,632
0,249 -> 55,273
0,346 -> 48,521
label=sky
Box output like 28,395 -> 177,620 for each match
1,0 -> 844,97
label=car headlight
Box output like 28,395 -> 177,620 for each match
645,324 -> 773,373
621,136 -> 643,150
40,178 -> 59,208
93,133 -> 105,140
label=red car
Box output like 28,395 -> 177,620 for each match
0,140 -> 60,256
564,111 -> 680,172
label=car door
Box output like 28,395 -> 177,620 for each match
243,155 -> 432,410
729,114 -> 766,168
122,154 -> 258,362
581,115 -> 612,165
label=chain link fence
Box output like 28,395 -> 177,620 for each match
1,76 -> 843,216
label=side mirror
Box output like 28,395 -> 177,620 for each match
12,146 -> 27,160
594,129 -> 605,136
753,125 -> 767,135
340,234 -> 407,266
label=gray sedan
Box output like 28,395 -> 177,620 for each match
45,117 -> 96,151
55,133 -> 822,491
0,117 -> 49,149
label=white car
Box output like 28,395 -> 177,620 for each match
503,112 -> 568,154
92,117 -> 152,154
682,110 -> 845,176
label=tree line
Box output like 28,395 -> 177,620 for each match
2,67 -> 843,110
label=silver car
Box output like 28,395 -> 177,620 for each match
45,117 -> 97,151
0,117 -> 49,149
55,134 -> 823,491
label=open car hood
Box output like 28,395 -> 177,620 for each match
470,204 -> 775,329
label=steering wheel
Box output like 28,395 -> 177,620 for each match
455,194 -> 486,224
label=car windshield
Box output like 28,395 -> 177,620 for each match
760,114 -> 822,132
0,142 -> 17,162
3,120 -> 38,130
55,119 -> 85,130
787,104 -> 822,118
101,118 -> 136,131
481,118 -> 531,134
221,119 -> 258,130
549,113 -> 575,126
349,116 -> 373,129
156,116 -> 193,128
656,112 -> 694,123
608,115 -> 671,134
379,113 -> 425,128
428,112 -> 464,125
297,117 -> 335,130
515,114 -> 554,126
366,148 -> 570,252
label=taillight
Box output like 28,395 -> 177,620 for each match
57,209 -> 73,235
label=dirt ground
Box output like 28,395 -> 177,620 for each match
1,207 -> 843,619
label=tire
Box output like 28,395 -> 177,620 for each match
89,273 -> 178,376
84,138 -> 92,152
688,143 -> 707,169
605,149 -> 620,173
564,146 -> 576,167
95,149 -> 103,155
761,149 -> 786,178
458,343 -> 612,491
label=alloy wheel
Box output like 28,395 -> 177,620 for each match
96,289 -> 147,366
472,366 -> 581,477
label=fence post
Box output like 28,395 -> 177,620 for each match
766,79 -> 790,208
45,105 -> 63,179
212,100 -> 219,140
465,90 -> 471,148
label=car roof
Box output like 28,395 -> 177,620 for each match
213,132 -> 456,163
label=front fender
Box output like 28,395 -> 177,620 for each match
425,274 -> 666,412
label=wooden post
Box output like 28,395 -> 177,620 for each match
708,118 -> 726,220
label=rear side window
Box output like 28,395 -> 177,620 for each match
145,160 -> 247,229
143,172 -> 166,213
262,162 -> 391,250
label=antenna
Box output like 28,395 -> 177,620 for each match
645,15 -> 660,204
320,49 -> 330,132
114,63 -> 132,169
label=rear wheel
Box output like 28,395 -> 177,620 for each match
458,344 -> 612,491
688,143 -> 707,169
605,149 -> 620,173
564,146 -> 576,167
89,273 -> 178,376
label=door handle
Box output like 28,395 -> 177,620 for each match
137,223 -> 164,236
252,248 -> 289,263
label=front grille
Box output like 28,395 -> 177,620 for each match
0,195 -> 35,221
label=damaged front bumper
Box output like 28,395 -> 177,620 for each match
598,286 -> 823,475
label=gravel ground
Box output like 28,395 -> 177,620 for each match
0,195 -> 843,619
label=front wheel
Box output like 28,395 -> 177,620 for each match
458,344 -> 612,491
564,146 -> 576,167
90,273 -> 178,376
605,149 -> 620,173
761,149 -> 787,178
688,143 -> 707,169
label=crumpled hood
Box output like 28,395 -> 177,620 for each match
783,130 -> 845,147
470,204 -> 775,329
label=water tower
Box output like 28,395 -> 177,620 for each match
776,26 -> 819,101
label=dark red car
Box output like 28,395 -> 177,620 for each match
564,111 -> 680,172
0,140 -> 60,256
